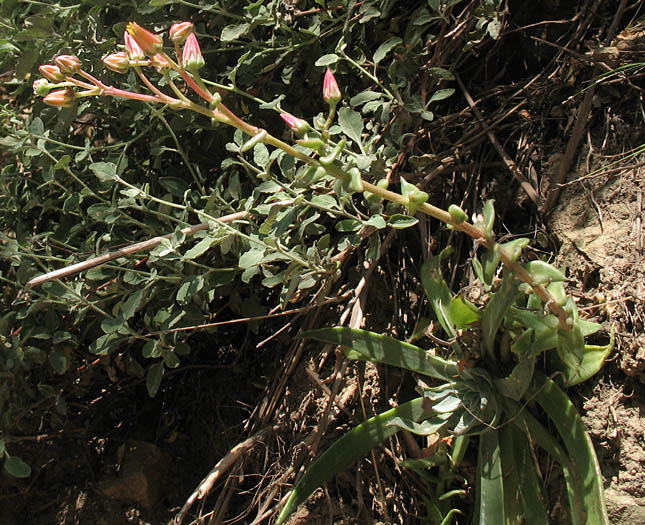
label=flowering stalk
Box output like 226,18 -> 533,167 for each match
31,21 -> 572,329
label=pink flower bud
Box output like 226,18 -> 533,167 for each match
54,55 -> 81,75
39,64 -> 65,82
323,68 -> 341,106
126,21 -> 163,55
169,22 -> 194,44
43,88 -> 76,108
103,52 -> 130,74
280,112 -> 310,135
124,31 -> 145,60
182,33 -> 205,71
33,79 -> 51,96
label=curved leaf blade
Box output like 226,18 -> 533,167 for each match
529,372 -> 609,525
276,398 -> 426,524
476,430 -> 505,525
500,421 -> 549,524
299,327 -> 458,380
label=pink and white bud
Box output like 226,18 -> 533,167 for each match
39,64 -> 65,82
280,112 -> 310,135
124,31 -> 145,60
126,22 -> 163,55
323,67 -> 341,106
103,52 -> 131,74
182,33 -> 205,71
43,88 -> 76,108
54,55 -> 81,75
33,79 -> 51,96
169,22 -> 194,44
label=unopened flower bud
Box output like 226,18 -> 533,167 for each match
169,22 -> 194,44
33,79 -> 51,96
103,52 -> 130,74
280,112 -> 310,135
323,68 -> 341,106
124,31 -> 145,60
182,33 -> 205,71
43,88 -> 76,108
54,55 -> 81,75
39,64 -> 66,82
126,21 -> 163,55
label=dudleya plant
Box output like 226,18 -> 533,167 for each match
28,21 -> 613,524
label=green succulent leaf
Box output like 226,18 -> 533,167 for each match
482,199 -> 495,239
276,397 -> 426,524
551,327 -> 614,386
527,372 -> 609,525
449,295 -> 481,328
300,327 -> 458,380
525,260 -> 566,285
146,362 -> 165,398
481,273 -> 518,360
421,250 -> 457,338
476,430 -> 505,525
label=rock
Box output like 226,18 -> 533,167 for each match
99,440 -> 168,509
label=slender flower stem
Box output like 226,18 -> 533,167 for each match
67,77 -> 99,91
159,51 -> 212,102
77,70 -> 164,104
164,74 -> 194,106
133,66 -> 179,105
190,70 -> 214,100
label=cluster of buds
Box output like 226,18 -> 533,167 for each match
34,55 -> 83,107
33,21 -> 206,109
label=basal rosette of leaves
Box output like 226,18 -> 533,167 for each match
278,238 -> 614,524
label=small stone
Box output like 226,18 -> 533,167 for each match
99,440 -> 168,509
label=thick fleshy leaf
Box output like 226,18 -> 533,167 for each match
481,273 -> 518,360
449,295 -> 481,328
498,237 -> 530,263
508,400 -> 585,524
476,430 -> 505,525
525,260 -> 566,285
146,362 -> 164,398
276,398 -> 426,524
421,250 -> 457,338
551,328 -> 614,386
556,324 -> 585,369
499,422 -> 549,525
482,199 -> 495,239
528,372 -> 609,524
494,357 -> 534,401
300,327 -> 458,381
